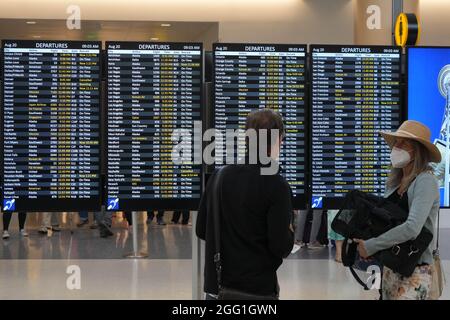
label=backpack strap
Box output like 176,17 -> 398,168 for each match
342,238 -> 357,266
349,266 -> 370,291
342,238 -> 370,291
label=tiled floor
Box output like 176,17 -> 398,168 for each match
0,212 -> 449,299
0,212 -> 192,259
0,259 -> 449,300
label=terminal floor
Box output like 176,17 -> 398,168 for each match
0,213 -> 449,299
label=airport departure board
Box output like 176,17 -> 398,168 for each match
214,43 -> 307,208
311,45 -> 402,209
1,40 -> 101,212
106,42 -> 202,210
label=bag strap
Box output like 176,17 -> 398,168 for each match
212,167 -> 226,287
342,238 -> 370,291
435,208 -> 440,254
349,266 -> 370,291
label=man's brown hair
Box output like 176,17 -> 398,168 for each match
245,108 -> 285,158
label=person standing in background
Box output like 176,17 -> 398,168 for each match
147,210 -> 166,225
95,210 -> 114,238
295,209 -> 325,249
2,212 -> 28,239
77,211 -> 89,227
171,210 -> 190,225
38,212 -> 61,234
327,209 -> 344,263
124,211 -> 133,232
77,211 -> 98,229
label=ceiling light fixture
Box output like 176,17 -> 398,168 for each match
26,21 -> 37,25
150,37 -> 159,41
161,23 -> 171,27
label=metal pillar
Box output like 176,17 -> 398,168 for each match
191,211 -> 203,300
392,0 -> 404,45
124,211 -> 148,258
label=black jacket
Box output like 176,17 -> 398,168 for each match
196,164 -> 294,296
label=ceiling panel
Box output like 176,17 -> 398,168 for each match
0,19 -> 217,44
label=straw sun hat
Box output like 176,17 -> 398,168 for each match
380,120 -> 442,163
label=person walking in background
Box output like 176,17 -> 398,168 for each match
2,212 -> 28,239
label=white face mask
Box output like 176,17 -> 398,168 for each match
390,147 -> 412,168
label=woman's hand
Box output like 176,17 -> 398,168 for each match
353,239 -> 369,259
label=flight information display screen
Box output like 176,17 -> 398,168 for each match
106,42 -> 202,211
310,45 -> 402,209
1,40 -> 101,212
214,43 -> 307,208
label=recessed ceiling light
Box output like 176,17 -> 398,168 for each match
26,21 -> 37,25
32,35 -> 41,38
150,37 -> 159,41
161,23 -> 171,27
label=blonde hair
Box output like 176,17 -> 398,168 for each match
386,140 -> 433,194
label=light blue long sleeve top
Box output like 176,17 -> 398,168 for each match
364,171 -> 440,265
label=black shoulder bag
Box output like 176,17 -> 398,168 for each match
212,167 -> 278,300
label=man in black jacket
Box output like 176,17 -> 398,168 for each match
196,109 -> 294,299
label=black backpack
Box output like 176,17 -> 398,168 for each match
331,190 -> 433,289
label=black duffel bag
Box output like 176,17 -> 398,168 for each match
376,230 -> 433,277
332,190 -> 433,286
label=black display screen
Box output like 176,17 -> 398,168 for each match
106,42 -> 203,211
310,45 -> 402,209
1,40 -> 101,212
213,43 -> 308,208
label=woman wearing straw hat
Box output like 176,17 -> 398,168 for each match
354,120 -> 441,300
